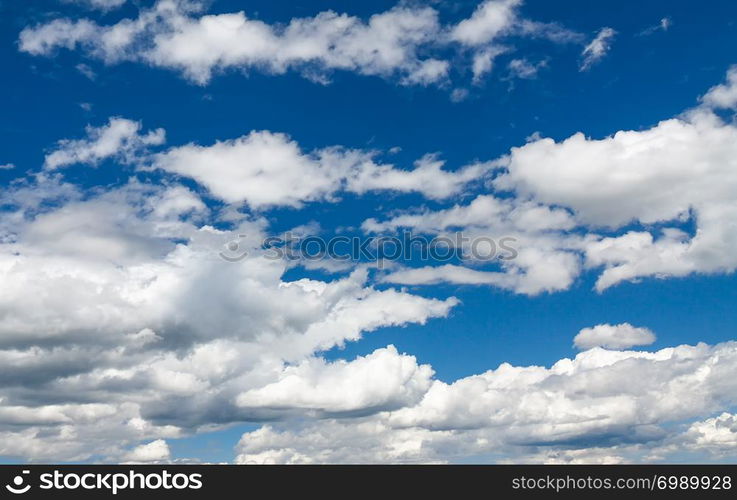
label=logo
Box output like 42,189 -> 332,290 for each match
219,234 -> 249,262
6,470 -> 31,494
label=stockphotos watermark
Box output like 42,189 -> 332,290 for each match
3,469 -> 203,495
219,231 -> 518,266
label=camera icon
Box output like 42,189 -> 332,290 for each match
6,470 -> 31,494
219,234 -> 249,262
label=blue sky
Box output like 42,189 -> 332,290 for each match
2,0 -> 737,464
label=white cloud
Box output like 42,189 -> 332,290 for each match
346,154 -> 494,201
44,117 -> 165,169
495,104 -> 737,290
362,193 -> 573,234
19,18 -> 100,56
580,27 -> 615,71
236,340 -> 737,463
44,72 -> 737,295
20,1 -> 447,86
401,59 -> 450,86
574,323 -> 656,350
450,88 -> 470,102
63,0 -> 127,11
155,131 -> 350,208
122,439 -> 171,463
45,121 -> 493,208
0,163 -> 15,170
701,65 -> 737,110
0,176 -> 459,461
155,131 -> 494,208
471,46 -> 507,82
235,346 -> 433,414
451,0 -> 521,47
19,0 -> 586,87
382,250 -> 580,296
354,68 -> 737,293
680,413 -> 737,456
7,30 -> 737,465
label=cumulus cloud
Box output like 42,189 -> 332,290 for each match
701,65 -> 737,110
345,154 -> 495,201
574,323 -> 656,350
235,346 -> 434,415
0,174 -> 459,460
19,0 -> 587,87
451,0 -> 521,47
679,413 -> 737,456
580,27 -> 615,71
42,118 -> 496,208
122,439 -> 171,463
155,131 -> 352,208
236,340 -> 737,463
495,104 -> 737,290
45,123 -> 493,208
470,46 -> 507,82
44,117 -> 165,169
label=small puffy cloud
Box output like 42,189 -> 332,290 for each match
19,0 -> 586,87
401,59 -> 450,86
122,439 -> 171,463
471,46 -> 507,82
680,413 -> 737,456
451,0 -> 521,46
507,58 -> 546,79
44,117 -> 165,169
155,131 -> 349,208
236,346 -> 434,414
574,323 -> 656,350
0,163 -> 15,170
580,27 -> 616,71
450,88 -> 470,102
382,251 -> 579,296
701,65 -> 737,110
493,68 -> 737,289
355,69 -> 737,294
